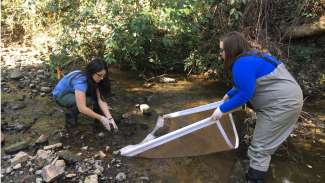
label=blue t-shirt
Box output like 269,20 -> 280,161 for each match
220,53 -> 281,113
52,70 -> 88,98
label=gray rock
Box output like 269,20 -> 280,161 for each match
29,83 -> 35,88
11,103 -> 26,110
57,150 -> 81,163
43,143 -> 62,150
9,69 -> 23,80
10,151 -> 30,165
35,134 -> 49,144
13,163 -> 22,170
41,164 -> 65,183
159,77 -> 176,83
115,172 -> 126,182
5,167 -> 13,174
4,140 -> 30,154
2,155 -> 12,161
84,174 -> 98,183
36,177 -> 43,183
40,87 -> 51,93
35,170 -> 42,175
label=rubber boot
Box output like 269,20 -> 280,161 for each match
246,167 -> 267,183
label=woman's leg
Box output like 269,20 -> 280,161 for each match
247,106 -> 302,182
55,92 -> 95,127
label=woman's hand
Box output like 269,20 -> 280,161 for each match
211,107 -> 223,121
100,116 -> 118,131
222,94 -> 229,101
108,117 -> 118,131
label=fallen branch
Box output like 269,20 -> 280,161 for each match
283,16 -> 325,39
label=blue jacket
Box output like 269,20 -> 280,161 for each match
220,53 -> 281,112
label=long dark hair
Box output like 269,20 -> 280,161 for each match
84,58 -> 111,101
220,31 -> 252,70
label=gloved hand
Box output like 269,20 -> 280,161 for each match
99,116 -> 118,131
211,107 -> 223,121
108,117 -> 118,131
222,94 -> 229,101
100,116 -> 112,131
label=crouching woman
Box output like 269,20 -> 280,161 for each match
52,58 -> 118,131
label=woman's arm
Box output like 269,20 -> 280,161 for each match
96,89 -> 112,118
75,90 -> 103,121
96,89 -> 118,130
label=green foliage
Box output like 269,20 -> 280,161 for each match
2,0 -> 247,77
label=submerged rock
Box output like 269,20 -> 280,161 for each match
4,140 -> 30,154
57,150 -> 81,163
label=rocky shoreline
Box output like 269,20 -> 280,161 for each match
1,47 -> 152,183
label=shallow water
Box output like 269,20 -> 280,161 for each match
108,68 -> 325,183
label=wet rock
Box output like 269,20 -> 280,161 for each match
36,177 -> 43,183
115,172 -> 126,182
36,149 -> 50,160
13,163 -> 22,170
98,132 -> 105,137
159,77 -> 176,83
9,69 -> 23,80
34,158 -> 48,169
81,146 -> 88,150
17,82 -> 25,89
14,123 -> 32,132
113,151 -> 120,155
21,175 -> 37,183
37,69 -> 44,75
41,163 -> 65,183
66,173 -> 77,178
29,83 -> 35,88
40,87 -> 51,93
11,103 -> 26,110
5,167 -> 13,174
2,155 -> 12,161
35,170 -> 43,175
4,140 -> 30,154
94,162 -> 104,174
143,83 -> 155,88
35,134 -> 49,144
84,174 -> 98,183
44,143 -> 62,150
54,160 -> 66,168
10,151 -> 30,165
57,150 -> 81,163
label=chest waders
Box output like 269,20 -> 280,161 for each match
243,54 -> 303,182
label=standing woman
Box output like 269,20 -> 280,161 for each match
53,58 -> 118,131
211,32 -> 303,182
